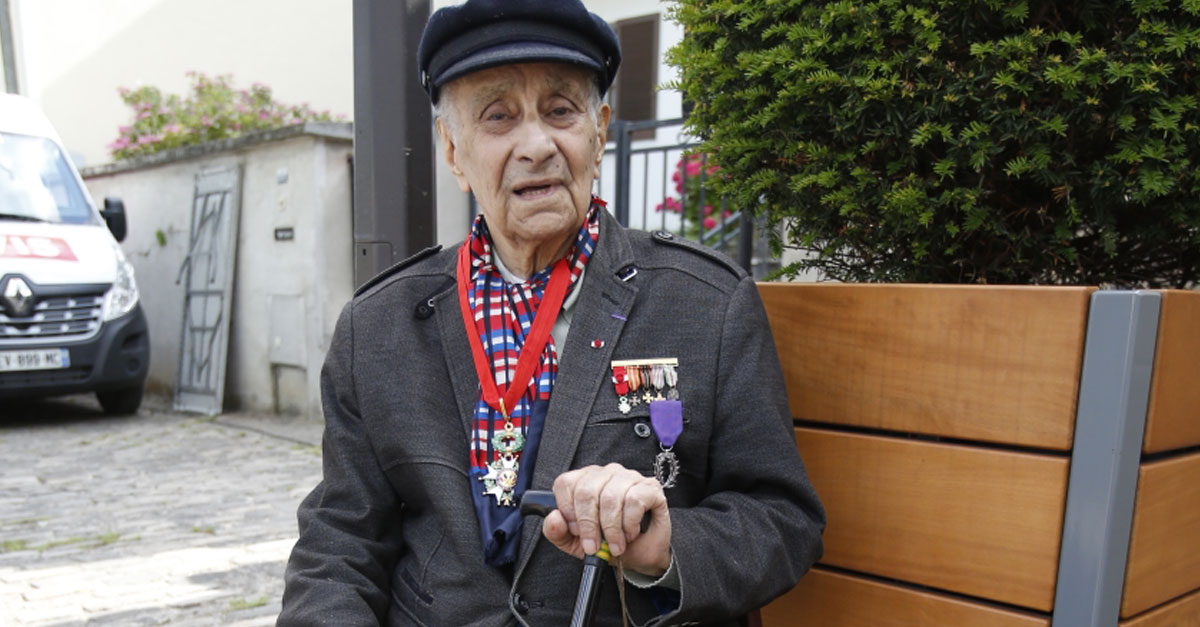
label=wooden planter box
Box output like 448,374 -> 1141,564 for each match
755,285 -> 1200,626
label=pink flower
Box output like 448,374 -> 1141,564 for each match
259,111 -> 270,120
685,160 -> 702,177
201,115 -> 211,126
655,198 -> 683,213
703,217 -> 717,230
703,205 -> 714,216
107,137 -> 131,150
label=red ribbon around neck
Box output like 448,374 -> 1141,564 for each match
456,243 -> 572,419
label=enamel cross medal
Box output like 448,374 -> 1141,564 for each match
612,365 -> 631,414
481,403 -> 525,507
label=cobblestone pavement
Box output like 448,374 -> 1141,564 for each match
0,395 -> 325,626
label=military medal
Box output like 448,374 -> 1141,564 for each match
650,399 -> 683,488
664,364 -> 679,400
611,358 -> 681,414
481,418 -> 525,506
612,365 -> 631,414
627,365 -> 642,408
641,365 -> 654,403
456,244 -> 572,508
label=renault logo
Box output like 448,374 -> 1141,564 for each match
2,277 -> 35,317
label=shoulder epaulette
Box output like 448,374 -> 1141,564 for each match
648,230 -> 747,279
354,245 -> 444,297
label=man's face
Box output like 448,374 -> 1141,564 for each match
437,63 -> 611,258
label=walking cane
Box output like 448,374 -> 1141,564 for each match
521,489 -> 648,627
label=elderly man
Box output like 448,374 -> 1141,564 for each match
280,1 -> 824,625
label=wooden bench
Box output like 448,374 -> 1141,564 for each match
756,285 -> 1200,626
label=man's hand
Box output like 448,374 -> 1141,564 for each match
543,464 -> 672,578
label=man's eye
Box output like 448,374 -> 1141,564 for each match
549,107 -> 571,117
486,112 -> 508,122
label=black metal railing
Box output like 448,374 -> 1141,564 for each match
598,118 -> 764,276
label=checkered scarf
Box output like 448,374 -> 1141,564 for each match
464,201 -> 602,471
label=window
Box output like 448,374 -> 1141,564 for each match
610,14 -> 658,126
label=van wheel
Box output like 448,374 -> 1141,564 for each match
97,386 -> 143,415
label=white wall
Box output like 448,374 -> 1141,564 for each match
82,129 -> 354,417
14,0 -> 353,168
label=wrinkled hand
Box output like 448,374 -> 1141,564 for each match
543,463 -> 671,578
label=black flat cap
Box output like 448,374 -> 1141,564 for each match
418,0 -> 621,103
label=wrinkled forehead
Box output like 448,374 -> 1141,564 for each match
444,62 -> 595,111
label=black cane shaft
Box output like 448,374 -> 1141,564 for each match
570,554 -> 608,627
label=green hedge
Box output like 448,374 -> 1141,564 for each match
667,0 -> 1200,285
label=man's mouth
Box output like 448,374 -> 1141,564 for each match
514,182 -> 558,198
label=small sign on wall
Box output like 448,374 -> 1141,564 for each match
274,227 -> 295,241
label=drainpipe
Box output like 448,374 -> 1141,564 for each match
351,0 -> 434,288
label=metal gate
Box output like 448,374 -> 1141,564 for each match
174,166 -> 242,415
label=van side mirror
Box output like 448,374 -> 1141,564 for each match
101,197 -> 128,242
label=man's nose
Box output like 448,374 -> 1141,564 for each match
514,116 -> 557,165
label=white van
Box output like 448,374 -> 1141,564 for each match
0,94 -> 148,414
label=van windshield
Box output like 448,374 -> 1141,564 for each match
0,132 -> 96,225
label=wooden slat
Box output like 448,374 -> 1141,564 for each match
796,427 -> 1069,612
762,567 -> 1050,627
1120,587 -> 1200,627
1143,290 -> 1200,453
1121,451 -> 1200,617
760,284 -> 1093,450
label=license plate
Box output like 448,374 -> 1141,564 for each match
0,349 -> 70,372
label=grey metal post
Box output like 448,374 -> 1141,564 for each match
1052,291 -> 1161,627
352,0 -> 434,288
612,119 -> 630,225
1,0 -> 20,94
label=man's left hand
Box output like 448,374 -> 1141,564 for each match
543,463 -> 671,577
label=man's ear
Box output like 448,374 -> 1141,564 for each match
436,117 -> 471,194
594,103 -> 612,175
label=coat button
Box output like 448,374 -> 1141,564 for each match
634,421 -> 652,438
513,592 -> 530,615
414,298 -> 435,320
652,230 -> 674,241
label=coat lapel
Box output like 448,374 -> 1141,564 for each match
431,244 -> 480,443
513,209 -> 639,581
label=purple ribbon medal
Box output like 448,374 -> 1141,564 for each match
649,399 -> 682,488
649,400 -> 683,448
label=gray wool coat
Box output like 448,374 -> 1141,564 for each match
279,209 -> 825,626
